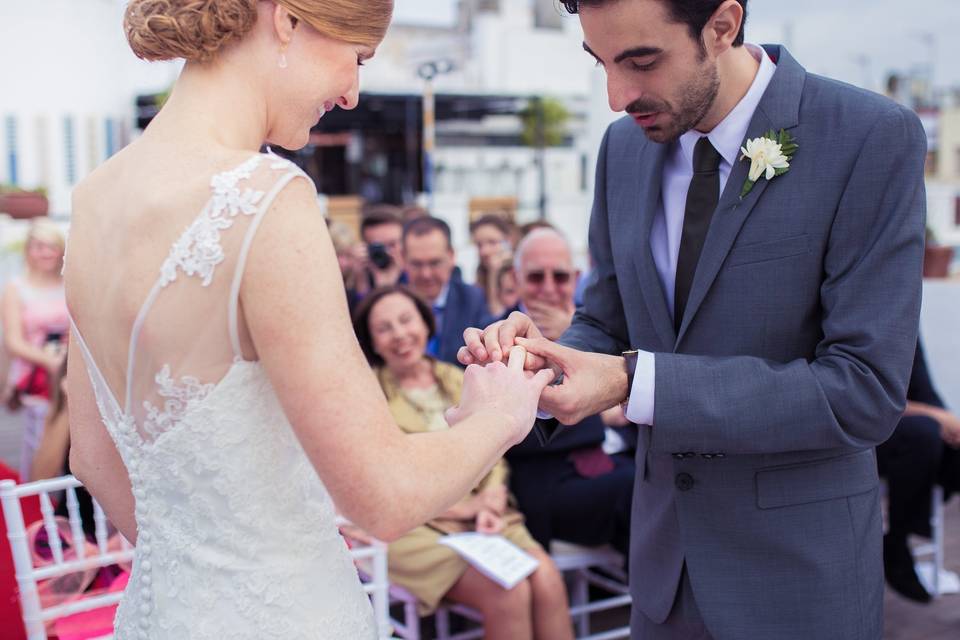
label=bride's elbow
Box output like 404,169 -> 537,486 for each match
337,485 -> 421,542
369,521 -> 408,544
340,510 -> 409,543
69,444 -> 92,486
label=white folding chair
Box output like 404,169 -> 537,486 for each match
434,602 -> 484,640
1,475 -> 134,640
394,541 -> 633,640
911,485 -> 960,597
337,517 -> 394,638
550,540 -> 632,640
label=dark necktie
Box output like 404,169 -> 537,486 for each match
674,137 -> 722,333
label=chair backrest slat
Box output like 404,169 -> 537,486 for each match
93,498 -> 109,554
38,492 -> 64,565
64,487 -> 86,561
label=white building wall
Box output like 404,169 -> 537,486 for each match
0,0 -> 180,214
926,181 -> 960,249
936,107 -> 960,182
1,0 -> 613,227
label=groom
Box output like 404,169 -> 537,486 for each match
459,0 -> 928,638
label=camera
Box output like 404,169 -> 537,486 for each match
367,242 -> 393,270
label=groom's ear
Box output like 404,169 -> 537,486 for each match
704,0 -> 745,56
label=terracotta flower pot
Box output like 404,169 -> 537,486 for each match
923,245 -> 955,278
0,192 -> 49,219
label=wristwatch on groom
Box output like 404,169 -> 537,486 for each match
620,350 -> 639,412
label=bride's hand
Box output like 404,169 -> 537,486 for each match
445,346 -> 556,445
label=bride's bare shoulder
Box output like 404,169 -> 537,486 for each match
71,146 -> 131,211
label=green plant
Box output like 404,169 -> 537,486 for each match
0,184 -> 47,197
521,96 -> 571,148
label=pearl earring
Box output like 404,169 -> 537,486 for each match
278,47 -> 288,69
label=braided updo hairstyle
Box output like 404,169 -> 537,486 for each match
124,0 -> 392,63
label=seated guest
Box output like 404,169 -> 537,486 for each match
403,217 -> 491,365
518,219 -> 555,240
353,286 -> 573,640
877,339 -> 960,603
400,205 -> 430,223
31,358 -> 96,536
470,214 -> 516,317
495,262 -> 519,317
359,205 -> 407,294
327,220 -> 364,313
503,229 -> 634,557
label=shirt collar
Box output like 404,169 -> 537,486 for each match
433,282 -> 450,309
677,44 -> 777,169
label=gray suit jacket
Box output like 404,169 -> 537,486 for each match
558,45 -> 927,639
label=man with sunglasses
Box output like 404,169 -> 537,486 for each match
503,229 -> 636,558
511,229 -> 578,342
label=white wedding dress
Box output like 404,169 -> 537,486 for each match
69,153 -> 377,639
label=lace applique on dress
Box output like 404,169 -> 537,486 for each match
160,155 -> 266,287
142,365 -> 216,440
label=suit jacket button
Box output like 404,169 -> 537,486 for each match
715,453 -> 726,458
672,453 -> 684,460
684,452 -> 696,458
701,453 -> 714,459
675,472 -> 694,491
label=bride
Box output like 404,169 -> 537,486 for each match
63,1 -> 554,637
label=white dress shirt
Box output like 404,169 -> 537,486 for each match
624,44 -> 776,426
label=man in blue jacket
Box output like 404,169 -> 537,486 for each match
403,216 -> 491,366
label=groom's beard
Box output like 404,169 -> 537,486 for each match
627,61 -> 720,145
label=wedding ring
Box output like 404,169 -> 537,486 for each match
507,345 -> 526,371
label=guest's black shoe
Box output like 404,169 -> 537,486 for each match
883,534 -> 932,604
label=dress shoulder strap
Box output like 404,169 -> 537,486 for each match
226,153 -> 315,359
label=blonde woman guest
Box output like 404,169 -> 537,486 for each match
354,286 -> 573,640
63,0 -> 554,635
2,218 -> 68,481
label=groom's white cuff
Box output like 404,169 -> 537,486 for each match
624,350 -> 655,426
537,351 -> 655,424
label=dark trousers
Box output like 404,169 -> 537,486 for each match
632,567 -> 713,640
510,451 -> 634,557
876,415 -> 959,540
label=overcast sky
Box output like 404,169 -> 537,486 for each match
393,0 -> 960,91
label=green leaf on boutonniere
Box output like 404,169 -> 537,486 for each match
739,129 -> 798,200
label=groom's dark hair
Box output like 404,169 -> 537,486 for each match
560,0 -> 748,48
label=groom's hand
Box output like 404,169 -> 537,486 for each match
517,337 -> 629,425
458,311 -> 548,369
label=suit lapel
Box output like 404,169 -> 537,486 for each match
619,134 -> 675,351
675,45 -> 805,346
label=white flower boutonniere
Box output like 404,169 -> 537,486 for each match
739,129 -> 798,199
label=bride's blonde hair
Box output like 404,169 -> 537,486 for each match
124,0 -> 393,63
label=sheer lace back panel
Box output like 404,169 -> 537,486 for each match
67,153 -> 376,639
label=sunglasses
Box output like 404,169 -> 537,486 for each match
524,270 -> 573,285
